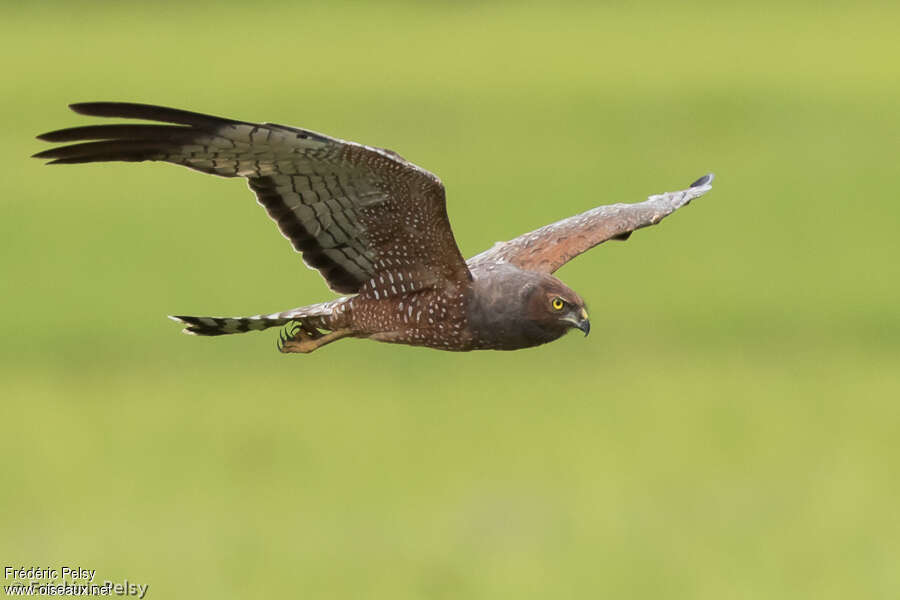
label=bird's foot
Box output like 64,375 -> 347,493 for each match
277,321 -> 324,354
277,323 -> 352,354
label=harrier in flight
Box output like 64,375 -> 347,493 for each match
35,103 -> 714,353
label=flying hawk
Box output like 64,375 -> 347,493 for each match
34,103 -> 714,353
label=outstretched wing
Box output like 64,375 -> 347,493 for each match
34,102 -> 470,294
467,174 -> 715,274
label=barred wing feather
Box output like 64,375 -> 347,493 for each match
35,102 -> 471,294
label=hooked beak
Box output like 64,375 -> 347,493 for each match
565,308 -> 591,336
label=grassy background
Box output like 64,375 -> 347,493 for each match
2,1 -> 898,598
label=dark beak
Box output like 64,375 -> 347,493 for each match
576,318 -> 590,336
573,308 -> 590,337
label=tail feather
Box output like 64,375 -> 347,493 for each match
170,298 -> 347,337
169,314 -> 292,336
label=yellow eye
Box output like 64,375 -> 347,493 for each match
551,297 -> 565,311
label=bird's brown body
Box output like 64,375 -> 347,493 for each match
320,263 -> 585,351
34,103 -> 713,354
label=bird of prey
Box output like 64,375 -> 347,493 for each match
34,103 -> 714,354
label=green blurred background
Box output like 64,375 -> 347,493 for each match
3,1 -> 898,598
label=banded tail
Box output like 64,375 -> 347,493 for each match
170,298 -> 348,337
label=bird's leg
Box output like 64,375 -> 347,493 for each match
277,322 -> 352,354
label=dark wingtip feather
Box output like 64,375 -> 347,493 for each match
31,139 -> 171,163
69,102 -> 99,114
67,101 -> 243,128
68,102 -> 158,117
35,102 -> 232,161
690,173 -> 715,188
36,124 -> 185,143
43,157 -> 122,165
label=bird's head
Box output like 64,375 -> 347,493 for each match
467,264 -> 590,349
523,275 -> 590,337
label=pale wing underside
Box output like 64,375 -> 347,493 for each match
34,103 -> 470,294
467,174 -> 715,274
